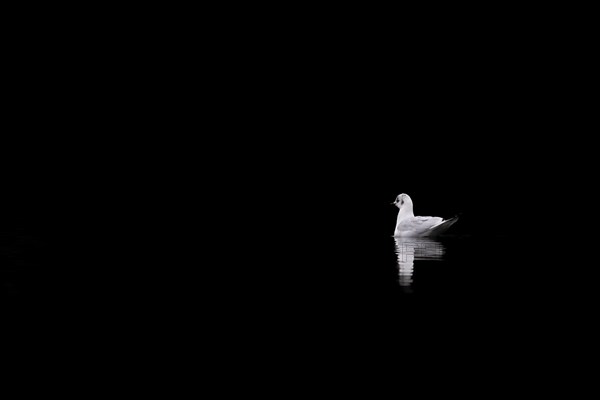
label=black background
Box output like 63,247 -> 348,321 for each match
3,33 -> 591,296
2,10 -> 597,381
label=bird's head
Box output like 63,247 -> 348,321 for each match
392,193 -> 413,210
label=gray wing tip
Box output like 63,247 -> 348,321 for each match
446,214 -> 460,223
427,215 -> 459,236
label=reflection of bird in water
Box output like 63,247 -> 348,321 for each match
394,237 -> 445,291
392,193 -> 458,237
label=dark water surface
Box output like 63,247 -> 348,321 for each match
2,179 -> 597,385
393,235 -> 520,297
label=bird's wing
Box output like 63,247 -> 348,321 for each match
396,216 -> 444,235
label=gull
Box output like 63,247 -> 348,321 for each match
392,193 -> 458,237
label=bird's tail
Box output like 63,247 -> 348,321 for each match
427,216 -> 459,237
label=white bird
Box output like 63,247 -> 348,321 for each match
392,193 -> 458,237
